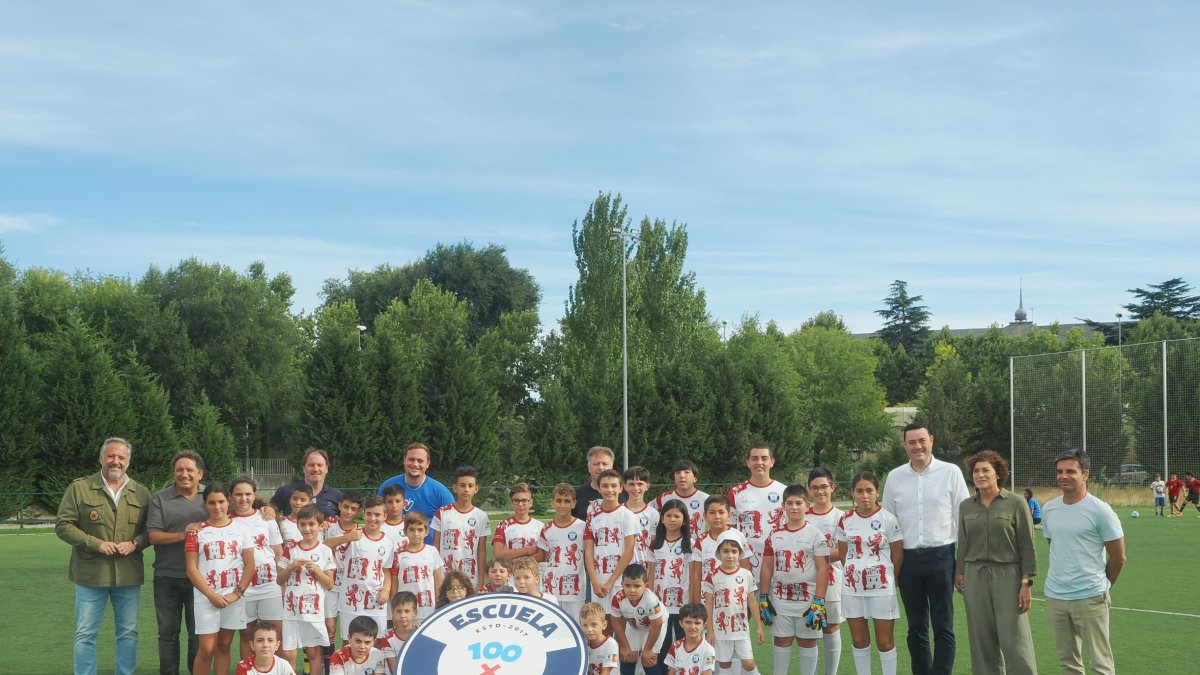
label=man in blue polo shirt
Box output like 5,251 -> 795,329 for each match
1043,449 -> 1125,675
270,447 -> 344,518
377,442 -> 453,543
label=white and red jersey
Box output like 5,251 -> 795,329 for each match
380,519 -> 408,548
494,515 -> 544,555
702,566 -> 756,642
278,517 -> 301,548
235,655 -> 297,675
727,479 -> 786,570
432,504 -> 490,585
652,488 -> 710,538
337,531 -> 396,615
328,645 -> 389,675
763,523 -> 829,615
585,504 -> 639,579
393,543 -> 443,620
690,528 -> 754,583
626,504 -> 659,565
185,519 -> 251,592
587,636 -> 619,675
376,628 -> 409,662
805,506 -> 845,603
836,507 -> 903,597
650,535 -> 690,612
538,518 -> 586,602
608,588 -> 665,632
664,637 -> 717,675
236,512 -> 283,598
277,540 -> 336,623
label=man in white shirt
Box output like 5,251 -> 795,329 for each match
882,423 -> 969,675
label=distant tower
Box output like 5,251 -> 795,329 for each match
1012,278 -> 1032,331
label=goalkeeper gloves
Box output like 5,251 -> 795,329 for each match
803,597 -> 828,631
758,594 -> 775,626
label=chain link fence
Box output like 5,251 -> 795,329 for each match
1011,338 -> 1200,499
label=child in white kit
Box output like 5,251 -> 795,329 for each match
835,471 -> 903,675
538,483 -> 587,617
702,531 -> 763,675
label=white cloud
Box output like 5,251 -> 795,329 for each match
0,212 -> 58,234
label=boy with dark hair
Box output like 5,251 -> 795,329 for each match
379,484 -> 408,545
279,484 -> 315,546
320,492 -> 363,664
537,483 -> 587,616
377,592 -> 418,674
494,482 -> 544,561
328,616 -> 388,675
586,469 -> 639,600
623,466 -> 660,570
277,505 -> 336,675
610,563 -> 666,675
336,496 -> 395,640
689,495 -> 753,604
392,511 -> 444,621
235,622 -> 295,675
432,465 -> 490,588
664,603 -> 716,675
654,460 -> 710,538
760,485 -> 829,675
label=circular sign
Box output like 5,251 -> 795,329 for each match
395,593 -> 587,675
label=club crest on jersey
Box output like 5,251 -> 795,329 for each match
768,493 -> 781,503
378,545 -> 389,555
735,576 -> 744,584
870,520 -> 882,531
693,654 -> 701,663
568,532 -> 578,541
691,500 -> 701,510
640,515 -> 650,526
468,517 -> 477,526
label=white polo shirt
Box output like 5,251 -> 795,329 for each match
882,456 -> 969,549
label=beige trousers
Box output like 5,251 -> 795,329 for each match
1045,592 -> 1115,675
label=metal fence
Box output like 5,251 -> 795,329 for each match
1011,337 -> 1200,488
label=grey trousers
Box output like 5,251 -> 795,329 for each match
962,562 -> 1038,675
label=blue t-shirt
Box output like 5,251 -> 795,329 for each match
378,474 -> 454,543
1042,493 -> 1123,600
1027,497 -> 1041,519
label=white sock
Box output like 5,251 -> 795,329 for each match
743,669 -> 760,675
879,647 -> 898,675
798,646 -> 819,675
822,632 -> 842,675
773,646 -> 791,675
852,646 -> 872,675
731,662 -> 743,675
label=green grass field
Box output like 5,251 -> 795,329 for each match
6,508 -> 1197,674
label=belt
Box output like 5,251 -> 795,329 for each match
904,543 -> 954,555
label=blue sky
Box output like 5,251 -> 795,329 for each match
2,2 -> 1197,334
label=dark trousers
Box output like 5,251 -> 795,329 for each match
897,544 -> 956,675
656,613 -> 683,664
153,575 -> 197,675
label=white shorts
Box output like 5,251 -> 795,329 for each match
715,637 -> 754,662
842,594 -> 899,620
325,589 -> 339,619
560,599 -> 584,623
774,613 -> 821,640
625,626 -> 666,654
243,593 -> 283,622
193,591 -> 247,634
339,611 -> 386,640
283,619 -> 329,650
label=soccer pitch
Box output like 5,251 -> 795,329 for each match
5,510 -> 1196,674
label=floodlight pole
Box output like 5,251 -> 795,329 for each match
611,226 -> 637,471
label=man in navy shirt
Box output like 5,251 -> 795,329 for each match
270,447 -> 344,518
377,442 -> 454,543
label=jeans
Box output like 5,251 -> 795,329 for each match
154,575 -> 199,675
74,584 -> 141,675
897,544 -> 956,675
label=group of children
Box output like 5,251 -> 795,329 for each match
181,457 -> 909,675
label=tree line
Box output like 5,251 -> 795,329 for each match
3,193 -> 1198,514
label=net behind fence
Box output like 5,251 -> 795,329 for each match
1012,338 -> 1200,491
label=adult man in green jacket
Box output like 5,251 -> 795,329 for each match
56,437 -> 151,675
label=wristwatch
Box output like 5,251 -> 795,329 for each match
1021,578 -> 1034,586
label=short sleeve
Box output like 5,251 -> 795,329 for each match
762,535 -> 775,557
431,509 -> 444,533
184,531 -> 199,553
647,594 -> 665,622
812,531 -> 830,557
321,545 -> 336,571
495,520 -> 509,546
888,513 -> 904,543
1098,502 -> 1124,542
267,520 -> 283,546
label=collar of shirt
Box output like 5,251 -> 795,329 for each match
103,474 -> 130,505
885,456 -> 968,548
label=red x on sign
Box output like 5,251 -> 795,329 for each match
479,664 -> 502,675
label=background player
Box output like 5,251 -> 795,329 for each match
432,465 -> 490,589
277,505 -> 335,675
653,460 -> 709,538
538,483 -> 587,616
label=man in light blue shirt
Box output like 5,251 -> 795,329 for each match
1042,449 -> 1126,675
377,442 -> 453,543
